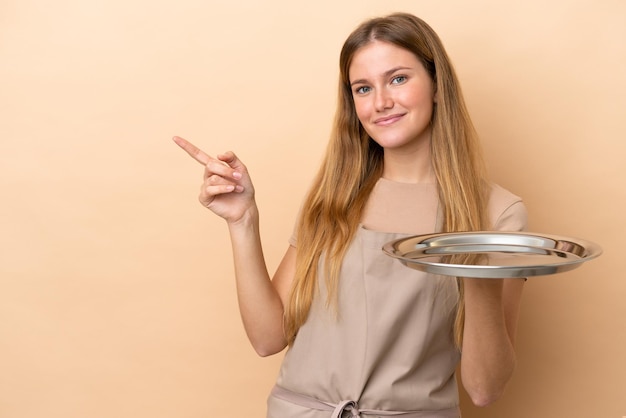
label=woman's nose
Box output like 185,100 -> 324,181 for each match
374,88 -> 393,111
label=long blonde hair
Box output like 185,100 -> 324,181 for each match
284,13 -> 489,348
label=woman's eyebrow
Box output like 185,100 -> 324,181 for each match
350,66 -> 412,86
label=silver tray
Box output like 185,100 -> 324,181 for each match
382,232 -> 602,278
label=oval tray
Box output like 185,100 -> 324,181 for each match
382,231 -> 602,278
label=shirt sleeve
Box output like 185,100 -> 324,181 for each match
493,200 -> 528,232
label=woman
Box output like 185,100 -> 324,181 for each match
174,12 -> 527,418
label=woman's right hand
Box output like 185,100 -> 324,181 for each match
173,136 -> 256,224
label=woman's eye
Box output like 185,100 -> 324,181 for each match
354,86 -> 371,94
391,75 -> 407,84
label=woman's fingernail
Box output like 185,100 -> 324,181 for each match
232,172 -> 242,179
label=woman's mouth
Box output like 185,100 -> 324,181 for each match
374,113 -> 405,126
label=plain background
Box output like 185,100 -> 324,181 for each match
1,0 -> 624,417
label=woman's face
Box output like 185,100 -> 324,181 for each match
348,41 -> 435,152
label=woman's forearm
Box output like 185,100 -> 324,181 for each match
227,207 -> 288,356
460,278 -> 518,407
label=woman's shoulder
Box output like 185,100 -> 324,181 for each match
487,183 -> 528,232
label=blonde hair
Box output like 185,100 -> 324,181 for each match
284,13 -> 489,348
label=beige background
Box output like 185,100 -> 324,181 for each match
1,0 -> 624,417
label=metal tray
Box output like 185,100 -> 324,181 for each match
382,232 -> 602,278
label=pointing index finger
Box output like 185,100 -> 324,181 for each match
172,136 -> 211,165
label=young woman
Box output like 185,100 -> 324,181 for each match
174,12 -> 527,418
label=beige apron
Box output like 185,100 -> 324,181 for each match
267,226 -> 461,418
266,179 -> 526,418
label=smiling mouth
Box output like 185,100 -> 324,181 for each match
374,114 -> 405,125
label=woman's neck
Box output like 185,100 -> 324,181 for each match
381,141 -> 434,184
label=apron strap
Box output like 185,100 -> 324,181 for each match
270,385 -> 460,417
